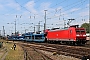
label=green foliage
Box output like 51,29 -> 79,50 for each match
81,23 -> 90,33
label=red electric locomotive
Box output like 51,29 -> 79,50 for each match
45,25 -> 87,45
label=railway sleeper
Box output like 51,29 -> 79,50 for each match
21,44 -> 53,60
57,51 -> 83,59
19,42 -> 90,60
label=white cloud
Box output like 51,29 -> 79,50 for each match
39,2 -> 55,16
25,1 -> 38,14
7,2 -> 21,10
70,8 -> 80,12
87,4 -> 89,7
40,2 -> 51,10
79,11 -> 89,17
0,4 -> 4,9
0,0 -> 21,11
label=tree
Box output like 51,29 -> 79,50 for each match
81,23 -> 90,33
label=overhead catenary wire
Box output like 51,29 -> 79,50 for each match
50,0 -> 67,8
44,0 -> 88,28
34,0 -> 88,28
38,0 -> 86,22
46,0 -> 84,16
15,0 -> 41,15
15,0 -> 31,13
47,0 -> 88,21
0,0 -> 89,34
15,0 -> 67,20
1,0 -> 87,22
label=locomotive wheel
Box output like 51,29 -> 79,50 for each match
59,41 -> 61,44
66,42 -> 69,45
72,42 -> 75,45
76,42 -> 82,46
60,41 -> 75,45
69,42 -> 75,46
82,42 -> 86,45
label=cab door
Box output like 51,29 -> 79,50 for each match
69,29 -> 73,40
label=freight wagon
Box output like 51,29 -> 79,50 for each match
25,33 -> 45,42
8,25 -> 87,45
8,33 -> 45,42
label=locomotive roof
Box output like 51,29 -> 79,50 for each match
49,28 -> 68,31
70,25 -> 79,28
51,28 -> 60,30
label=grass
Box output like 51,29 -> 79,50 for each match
0,40 -> 24,60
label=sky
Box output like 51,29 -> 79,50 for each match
0,0 -> 89,35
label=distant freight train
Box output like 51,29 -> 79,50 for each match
8,32 -> 45,42
8,25 -> 87,45
45,25 -> 87,45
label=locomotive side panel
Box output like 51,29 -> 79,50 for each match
47,28 -> 76,42
56,30 -> 69,41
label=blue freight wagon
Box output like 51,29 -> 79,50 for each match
25,33 -> 45,42
16,36 -> 25,41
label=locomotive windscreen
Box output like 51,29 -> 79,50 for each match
76,29 -> 85,34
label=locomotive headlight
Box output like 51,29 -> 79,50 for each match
83,35 -> 86,36
76,35 -> 80,36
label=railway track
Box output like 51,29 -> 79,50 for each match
19,42 -> 90,59
19,43 -> 53,60
8,41 -> 90,59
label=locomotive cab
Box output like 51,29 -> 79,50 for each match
75,28 -> 86,44
70,25 -> 87,45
